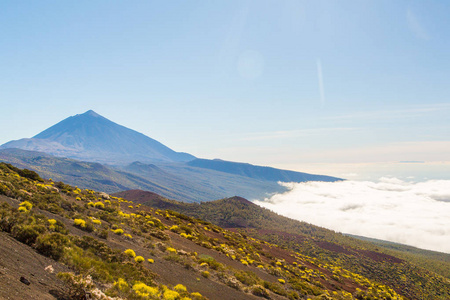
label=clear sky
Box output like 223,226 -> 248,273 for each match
1,1 -> 449,179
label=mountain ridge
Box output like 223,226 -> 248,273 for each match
0,148 -> 288,202
187,158 -> 340,183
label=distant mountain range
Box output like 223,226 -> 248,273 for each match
0,110 -> 341,202
187,158 -> 337,182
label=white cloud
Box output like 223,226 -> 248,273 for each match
254,178 -> 450,253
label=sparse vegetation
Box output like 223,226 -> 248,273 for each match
0,163 -> 448,300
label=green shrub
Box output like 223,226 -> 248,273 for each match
52,219 -> 68,234
198,254 -> 223,271
150,230 -> 169,240
201,271 -> 210,278
72,236 -> 125,263
97,229 -> 109,239
263,281 -> 287,296
169,225 -> 181,233
0,205 -> 19,232
11,224 -> 45,245
287,291 -> 300,300
164,253 -> 183,263
35,232 -> 69,260
17,168 -> 43,182
46,203 -> 63,214
57,272 -> 93,299
251,285 -> 270,298
94,202 -> 105,209
235,270 -> 259,286
113,278 -> 129,291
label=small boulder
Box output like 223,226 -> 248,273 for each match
20,276 -> 30,285
99,192 -> 110,200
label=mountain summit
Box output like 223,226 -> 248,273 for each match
0,110 -> 195,164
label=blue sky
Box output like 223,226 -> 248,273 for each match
1,1 -> 449,179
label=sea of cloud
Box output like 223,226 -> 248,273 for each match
253,178 -> 450,253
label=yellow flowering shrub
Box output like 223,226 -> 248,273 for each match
201,271 -> 209,278
18,206 -> 28,213
163,289 -> 180,300
19,201 -> 33,210
124,249 -> 136,258
94,201 -> 105,209
132,282 -> 158,298
174,284 -> 187,293
135,256 -> 145,263
167,247 -> 177,254
74,218 -> 86,228
91,219 -> 102,225
191,292 -> 203,299
112,228 -> 124,235
113,278 -> 128,291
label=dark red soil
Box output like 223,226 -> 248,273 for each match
355,249 -> 404,264
315,241 -> 354,256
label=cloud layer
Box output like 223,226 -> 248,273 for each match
254,178 -> 450,253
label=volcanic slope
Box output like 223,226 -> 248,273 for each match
1,163 -> 443,299
116,189 -> 450,300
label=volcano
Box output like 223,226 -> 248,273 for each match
0,110 -> 195,164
